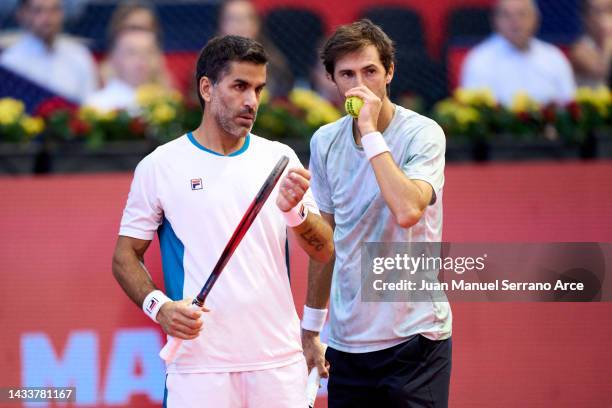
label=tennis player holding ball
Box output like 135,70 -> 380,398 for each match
303,20 -> 452,407
112,35 -> 334,407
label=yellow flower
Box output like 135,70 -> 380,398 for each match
434,99 -> 460,116
78,106 -> 100,121
454,106 -> 480,128
21,116 -> 45,136
320,104 -> 342,123
0,98 -> 25,125
78,105 -> 119,121
289,88 -> 318,110
436,98 -> 479,128
151,103 -> 176,124
289,88 -> 341,125
98,109 -> 118,122
576,86 -> 611,116
454,88 -> 496,107
510,91 -> 540,113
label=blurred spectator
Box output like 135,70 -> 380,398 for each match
84,28 -> 162,113
107,0 -> 159,36
102,0 -> 173,89
460,0 -> 576,106
310,60 -> 344,107
0,0 -> 97,102
218,0 -> 293,97
570,0 -> 612,87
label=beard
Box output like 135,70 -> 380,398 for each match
210,95 -> 256,139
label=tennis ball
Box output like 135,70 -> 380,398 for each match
345,96 -> 364,118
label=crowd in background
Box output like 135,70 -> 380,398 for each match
0,0 -> 610,116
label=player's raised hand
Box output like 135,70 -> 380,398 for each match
276,168 -> 311,212
345,86 -> 382,136
302,330 -> 329,378
157,298 -> 209,340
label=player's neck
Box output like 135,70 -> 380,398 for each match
377,98 -> 395,132
192,117 -> 247,156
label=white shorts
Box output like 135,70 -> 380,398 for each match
164,358 -> 308,408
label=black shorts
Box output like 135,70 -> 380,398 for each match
326,335 -> 452,408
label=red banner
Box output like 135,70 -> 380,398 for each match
1,161 -> 612,407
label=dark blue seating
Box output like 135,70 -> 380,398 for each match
263,8 -> 324,80
67,2 -> 218,52
446,7 -> 492,47
157,3 -> 218,52
361,6 -> 426,56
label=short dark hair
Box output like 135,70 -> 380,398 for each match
321,19 -> 395,79
195,35 -> 267,109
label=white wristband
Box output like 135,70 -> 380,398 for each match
361,131 -> 390,161
142,290 -> 172,323
282,202 -> 309,227
301,305 -> 327,332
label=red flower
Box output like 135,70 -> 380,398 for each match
566,101 -> 581,122
129,117 -> 147,136
541,103 -> 557,123
34,97 -> 77,119
517,111 -> 531,123
69,118 -> 91,136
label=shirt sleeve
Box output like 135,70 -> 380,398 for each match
119,155 -> 163,240
285,146 -> 321,216
308,133 -> 334,214
402,124 -> 446,205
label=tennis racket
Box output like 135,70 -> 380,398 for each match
159,155 -> 290,362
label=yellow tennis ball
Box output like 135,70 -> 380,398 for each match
345,96 -> 364,118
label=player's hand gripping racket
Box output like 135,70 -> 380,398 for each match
159,155 -> 290,362
305,342 -> 327,408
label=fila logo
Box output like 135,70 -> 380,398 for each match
145,297 -> 158,313
191,178 -> 203,190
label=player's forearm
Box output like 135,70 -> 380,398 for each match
369,153 -> 428,228
291,213 -> 334,263
305,254 -> 334,309
112,245 -> 157,307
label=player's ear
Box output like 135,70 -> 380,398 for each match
385,62 -> 394,85
199,76 -> 213,103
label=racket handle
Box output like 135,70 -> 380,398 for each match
305,368 -> 321,408
159,304 -> 201,362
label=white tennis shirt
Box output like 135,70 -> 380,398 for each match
309,106 -> 452,353
119,132 -> 319,373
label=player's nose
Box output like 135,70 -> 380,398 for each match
353,73 -> 365,87
244,90 -> 258,109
